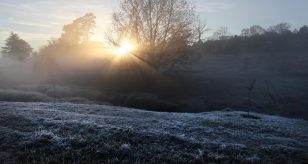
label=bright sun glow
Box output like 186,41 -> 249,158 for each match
116,41 -> 135,56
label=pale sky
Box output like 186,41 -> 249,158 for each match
0,0 -> 307,50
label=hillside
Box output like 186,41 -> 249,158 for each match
179,52 -> 308,119
0,102 -> 307,163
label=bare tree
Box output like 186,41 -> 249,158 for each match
299,25 -> 308,34
241,28 -> 250,37
212,27 -> 230,40
241,25 -> 265,36
268,23 -> 291,34
194,19 -> 208,42
250,25 -> 265,35
110,0 -> 197,72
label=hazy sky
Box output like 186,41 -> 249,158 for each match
0,0 -> 307,50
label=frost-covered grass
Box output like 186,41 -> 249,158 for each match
0,102 -> 307,163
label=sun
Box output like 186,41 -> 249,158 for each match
116,41 -> 135,56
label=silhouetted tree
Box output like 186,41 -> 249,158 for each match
241,28 -> 250,37
268,23 -> 291,34
38,13 -> 97,58
60,13 -> 96,45
194,19 -> 208,42
1,33 -> 33,61
299,25 -> 308,34
35,13 -> 98,79
250,25 -> 265,35
212,27 -> 230,40
110,0 -> 198,72
241,25 -> 265,36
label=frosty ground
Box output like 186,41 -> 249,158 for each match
0,102 -> 307,163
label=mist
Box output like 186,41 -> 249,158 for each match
0,1 -> 308,163
1,23 -> 308,119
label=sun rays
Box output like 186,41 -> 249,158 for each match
116,40 -> 135,57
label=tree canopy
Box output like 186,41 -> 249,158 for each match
60,13 -> 96,45
241,25 -> 266,37
110,0 -> 199,72
39,13 -> 97,57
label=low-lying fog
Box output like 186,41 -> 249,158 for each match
1,50 -> 308,119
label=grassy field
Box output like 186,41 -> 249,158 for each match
0,102 -> 307,163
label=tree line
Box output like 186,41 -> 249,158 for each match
200,23 -> 308,54
1,0 -> 208,74
1,0 -> 308,72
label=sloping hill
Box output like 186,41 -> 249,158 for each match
181,52 -> 308,118
0,102 -> 307,163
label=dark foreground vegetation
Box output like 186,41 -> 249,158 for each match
0,102 -> 307,163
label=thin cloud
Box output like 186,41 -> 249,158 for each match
16,31 -> 59,41
196,2 -> 233,13
0,30 -> 58,41
0,31 -> 10,41
9,18 -> 51,28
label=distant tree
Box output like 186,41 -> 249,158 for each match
268,23 -> 291,34
38,13 -> 97,58
202,23 -> 308,54
249,25 -> 265,35
38,39 -> 63,59
110,0 -> 197,72
298,25 -> 308,34
36,13 -> 97,76
241,25 -> 265,36
1,33 -> 33,61
194,19 -> 208,42
212,27 -> 230,40
241,28 -> 250,37
60,13 -> 96,45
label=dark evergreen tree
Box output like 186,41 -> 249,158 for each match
1,33 -> 33,61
